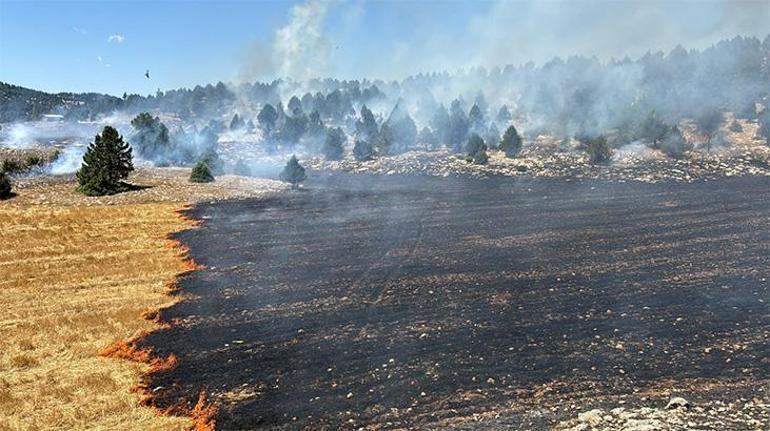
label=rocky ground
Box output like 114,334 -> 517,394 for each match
306,146 -> 770,184
306,120 -> 770,183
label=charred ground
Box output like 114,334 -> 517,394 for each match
141,173 -> 770,430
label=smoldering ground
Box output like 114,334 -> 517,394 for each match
139,173 -> 770,429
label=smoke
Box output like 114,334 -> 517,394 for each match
49,144 -> 86,175
238,0 -> 333,83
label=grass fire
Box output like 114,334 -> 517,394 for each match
1,1 -> 769,430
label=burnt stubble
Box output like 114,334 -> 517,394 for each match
141,174 -> 770,429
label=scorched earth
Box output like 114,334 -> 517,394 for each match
139,173 -> 770,430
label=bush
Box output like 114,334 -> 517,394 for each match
353,139 -> 374,161
279,155 -> 306,190
499,125 -> 523,158
729,120 -> 743,133
473,148 -> 489,165
323,127 -> 346,160
0,171 -> 11,199
659,126 -> 692,159
583,135 -> 612,164
1,159 -> 23,174
464,134 -> 488,165
25,155 -> 44,168
76,126 -> 134,196
189,161 -> 214,183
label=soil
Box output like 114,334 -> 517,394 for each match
139,173 -> 770,430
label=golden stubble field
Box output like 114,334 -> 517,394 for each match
0,202 -> 195,430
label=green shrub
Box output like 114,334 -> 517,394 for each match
353,139 -> 374,161
25,155 -> 44,169
583,135 -> 612,164
499,125 -> 523,158
1,159 -> 23,173
279,155 -> 306,190
189,161 -> 214,183
729,121 -> 743,133
0,171 -> 11,199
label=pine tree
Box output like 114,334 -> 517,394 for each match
130,113 -> 170,159
355,105 -> 378,142
499,125 -> 523,158
353,139 -> 374,161
0,171 -> 11,199
76,126 -> 134,196
189,161 -> 215,183
323,127 -> 346,160
465,133 -> 487,160
258,104 -> 279,133
375,123 -> 395,156
230,113 -> 245,130
417,126 -> 438,150
279,155 -> 307,190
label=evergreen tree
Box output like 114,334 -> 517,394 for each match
448,99 -> 470,152
0,171 -> 11,199
130,113 -> 170,159
430,104 -> 451,145
277,108 -> 308,143
468,103 -> 485,132
465,133 -> 487,159
323,127 -> 346,160
375,123 -> 395,156
637,110 -> 670,148
189,160 -> 214,183
417,126 -> 438,150
257,103 -> 279,133
485,123 -> 501,149
279,155 -> 306,189
499,125 -> 523,158
758,108 -> 770,145
659,126 -> 692,159
355,105 -> 378,142
696,110 -> 723,152
353,139 -> 375,161
306,110 -> 326,138
496,105 -> 512,125
473,147 -> 489,165
230,113 -> 245,130
76,126 -> 134,196
582,135 -> 612,164
287,96 -> 303,113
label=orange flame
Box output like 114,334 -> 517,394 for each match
100,204 -> 218,429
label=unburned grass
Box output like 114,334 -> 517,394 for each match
0,203 -> 195,430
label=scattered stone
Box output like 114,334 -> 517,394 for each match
666,397 -> 691,410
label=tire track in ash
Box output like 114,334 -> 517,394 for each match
140,174 -> 770,430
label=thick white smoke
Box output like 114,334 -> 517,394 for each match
238,0 -> 333,83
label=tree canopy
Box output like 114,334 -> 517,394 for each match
76,126 -> 134,196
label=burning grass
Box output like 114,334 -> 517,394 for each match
0,203 -> 196,430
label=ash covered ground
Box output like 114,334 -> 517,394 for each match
141,173 -> 769,430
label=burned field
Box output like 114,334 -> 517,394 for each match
141,174 -> 770,429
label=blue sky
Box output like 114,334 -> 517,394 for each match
1,0 -> 768,96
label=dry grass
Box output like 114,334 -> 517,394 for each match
0,203 -> 195,430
